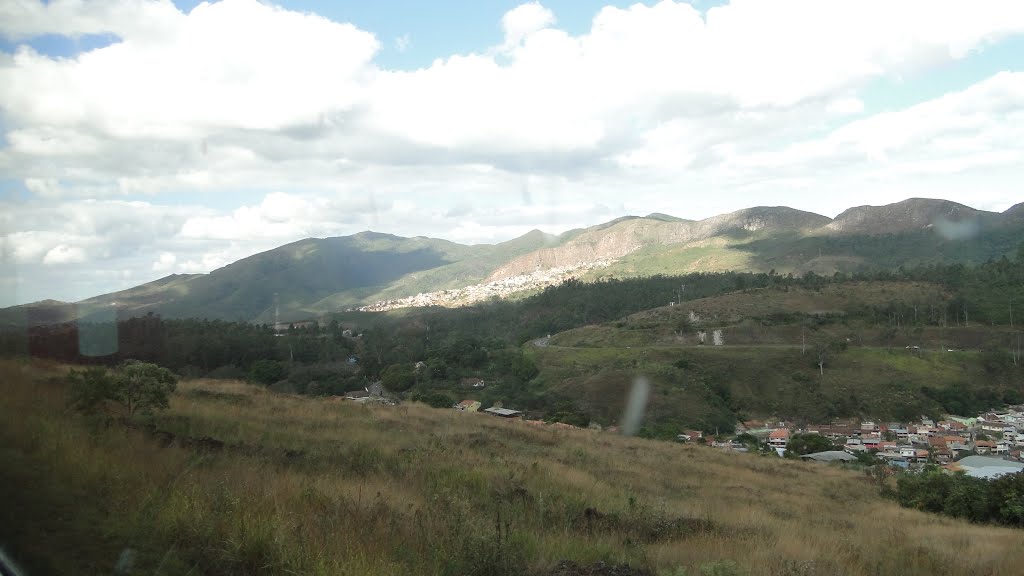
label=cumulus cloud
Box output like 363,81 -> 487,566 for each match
501,2 -> 556,47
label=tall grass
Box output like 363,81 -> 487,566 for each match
3,359 -> 1024,575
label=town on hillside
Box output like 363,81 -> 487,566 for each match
337,375 -> 1024,481
688,408 -> 1024,478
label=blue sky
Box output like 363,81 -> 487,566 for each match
1,0 -> 1023,305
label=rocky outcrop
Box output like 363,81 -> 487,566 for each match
487,207 -> 830,281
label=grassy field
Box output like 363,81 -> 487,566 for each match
528,280 -> 1023,426
532,338 -> 1024,424
3,359 -> 1024,575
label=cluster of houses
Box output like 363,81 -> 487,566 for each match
352,260 -> 613,312
722,408 -> 1024,477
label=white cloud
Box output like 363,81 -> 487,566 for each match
43,244 -> 88,265
394,33 -> 410,53
2,0 -> 1024,304
152,251 -> 176,272
826,98 -> 865,116
0,0 -> 181,41
501,2 -> 556,47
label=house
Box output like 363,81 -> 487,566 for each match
807,423 -> 856,439
801,451 -> 857,463
768,429 -> 789,450
862,435 -> 881,451
948,441 -> 971,453
677,430 -> 704,443
946,455 -> 1024,479
461,377 -> 486,389
861,421 -> 878,433
484,407 -> 522,418
341,329 -> 353,337
940,420 -> 967,433
346,355 -> 359,364
344,390 -> 371,402
981,421 -> 1006,435
345,381 -> 384,403
899,447 -> 917,459
947,416 -> 977,428
845,438 -> 866,452
455,400 -> 481,412
975,440 -> 996,454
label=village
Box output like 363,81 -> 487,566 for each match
340,374 -> 1024,481
705,409 -> 1024,479
350,259 -> 612,312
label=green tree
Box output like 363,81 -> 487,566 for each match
783,433 -> 836,458
69,361 -> 177,419
68,366 -> 119,416
381,363 -> 416,392
249,359 -> 287,385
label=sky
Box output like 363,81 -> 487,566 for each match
0,0 -> 1023,306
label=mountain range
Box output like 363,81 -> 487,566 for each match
5,197 -> 1023,326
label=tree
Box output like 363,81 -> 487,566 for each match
69,360 -> 177,419
68,366 -> 119,416
381,363 -> 415,392
783,433 -> 836,458
249,359 -> 287,385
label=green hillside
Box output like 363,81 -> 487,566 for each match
4,198 -> 1024,325
6,360 -> 1024,576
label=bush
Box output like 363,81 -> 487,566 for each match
412,391 -> 454,409
249,360 -> 287,385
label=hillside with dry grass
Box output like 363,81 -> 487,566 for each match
3,359 -> 1024,576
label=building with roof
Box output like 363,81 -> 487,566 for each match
768,429 -> 789,451
455,399 -> 481,412
484,407 -> 522,418
800,451 -> 858,463
946,455 -> 1024,479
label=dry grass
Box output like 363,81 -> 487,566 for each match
3,358 -> 1024,575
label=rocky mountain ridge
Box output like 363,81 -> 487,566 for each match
3,197 -> 1021,325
